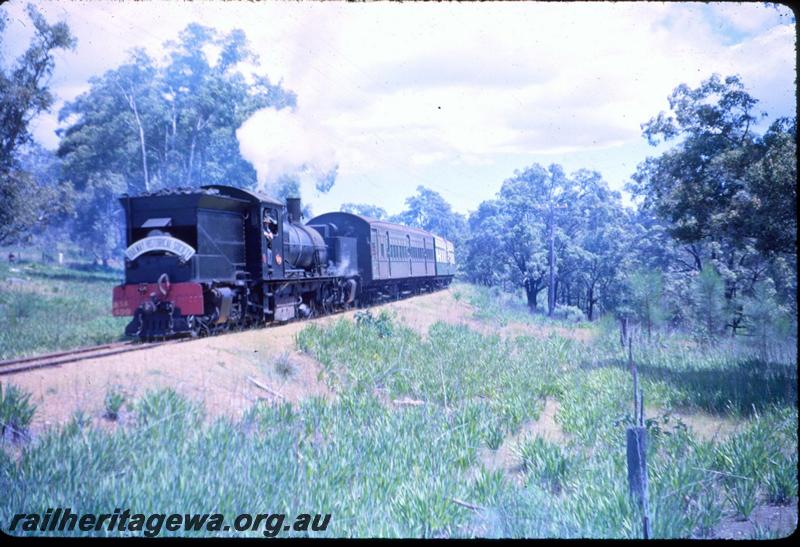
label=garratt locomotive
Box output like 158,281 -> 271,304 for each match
112,185 -> 455,339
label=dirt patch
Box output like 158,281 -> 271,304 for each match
501,321 -> 595,343
674,410 -> 743,441
385,289 -> 485,337
386,289 -> 595,343
524,397 -> 568,443
477,398 -> 568,485
1,290 -> 467,432
647,406 -> 743,441
3,288 -> 593,435
712,502 -> 797,539
3,323 -> 334,434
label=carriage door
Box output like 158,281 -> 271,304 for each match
370,228 -> 379,279
406,235 -> 412,276
386,232 -> 392,278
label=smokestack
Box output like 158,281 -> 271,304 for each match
287,197 -> 302,224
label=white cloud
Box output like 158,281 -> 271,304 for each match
1,0 -> 794,214
709,2 -> 791,35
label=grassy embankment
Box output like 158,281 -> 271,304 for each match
0,282 -> 797,538
0,260 -> 127,360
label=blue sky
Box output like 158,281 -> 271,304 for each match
2,1 -> 796,215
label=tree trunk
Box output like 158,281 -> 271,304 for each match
587,286 -> 595,321
116,80 -> 149,192
186,133 -> 197,186
526,287 -> 537,310
547,224 -> 556,317
129,93 -> 149,192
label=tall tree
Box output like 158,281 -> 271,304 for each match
396,186 -> 467,242
463,200 -> 510,287
693,263 -> 727,340
56,24 -> 295,262
395,185 -> 468,268
631,74 -> 796,331
566,170 -> 630,320
625,269 -> 666,340
59,26 -> 295,193
0,5 -> 75,244
340,203 -> 388,220
463,164 -> 639,321
632,74 -> 796,258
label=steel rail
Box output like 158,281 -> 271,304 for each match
0,340 -> 185,376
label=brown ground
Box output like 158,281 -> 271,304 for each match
477,398 -> 568,485
712,503 -> 798,539
646,405 -> 743,441
386,289 -> 595,343
672,409 -> 743,441
5,287 -> 601,434
1,289 -> 464,432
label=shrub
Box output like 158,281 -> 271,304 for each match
354,309 -> 393,338
103,387 -> 126,420
626,269 -> 666,340
515,436 -> 572,494
135,388 -> 200,430
692,264 -> 726,342
0,382 -> 36,441
273,352 -> 296,379
742,279 -> 794,361
554,305 -> 585,324
764,453 -> 797,505
484,420 -> 505,450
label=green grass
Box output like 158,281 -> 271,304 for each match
0,282 -> 796,538
0,382 -> 37,440
465,283 -> 592,330
0,260 -> 127,359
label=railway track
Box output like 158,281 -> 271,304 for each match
0,287 -> 445,377
0,340 -> 183,376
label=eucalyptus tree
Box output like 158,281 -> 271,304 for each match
462,164 -> 585,314
631,74 -> 797,331
566,170 -> 631,320
56,23 -> 295,263
463,200 -> 514,288
394,185 -> 468,267
340,203 -> 388,220
0,4 -> 75,245
396,186 -> 467,243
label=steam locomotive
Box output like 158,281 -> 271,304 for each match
112,185 -> 455,339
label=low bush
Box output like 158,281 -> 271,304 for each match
0,382 -> 36,441
103,387 -> 126,421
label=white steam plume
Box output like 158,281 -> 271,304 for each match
237,106 -> 338,200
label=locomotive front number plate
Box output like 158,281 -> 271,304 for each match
125,236 -> 196,262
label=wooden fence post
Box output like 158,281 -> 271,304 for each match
626,337 -> 652,539
620,316 -> 628,347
